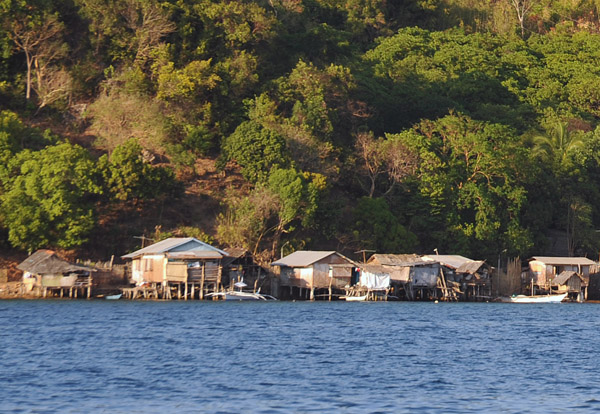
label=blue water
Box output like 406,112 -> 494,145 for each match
1,301 -> 600,413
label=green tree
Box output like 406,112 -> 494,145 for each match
222,120 -> 290,184
352,196 -> 417,253
100,138 -> 179,202
217,167 -> 325,260
399,113 -> 531,256
0,142 -> 102,250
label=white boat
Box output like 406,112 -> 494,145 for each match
505,292 -> 568,303
341,294 -> 368,302
105,293 -> 122,300
206,291 -> 278,301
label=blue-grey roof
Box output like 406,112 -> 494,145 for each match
122,237 -> 227,259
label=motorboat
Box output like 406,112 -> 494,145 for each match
504,292 -> 568,303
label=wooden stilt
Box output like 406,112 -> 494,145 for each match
200,264 -> 205,300
184,282 -> 188,301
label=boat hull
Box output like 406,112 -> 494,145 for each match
341,295 -> 368,302
505,293 -> 568,303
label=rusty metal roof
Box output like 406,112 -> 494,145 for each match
456,260 -> 487,275
17,250 -> 94,275
368,254 -> 429,266
530,257 -> 596,266
422,255 -> 473,269
122,237 -> 228,259
271,251 -> 355,267
552,271 -> 584,286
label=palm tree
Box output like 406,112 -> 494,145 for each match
531,122 -> 584,167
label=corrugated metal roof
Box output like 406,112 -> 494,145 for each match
422,255 -> 472,269
530,257 -> 597,266
552,271 -> 583,285
456,260 -> 487,274
166,251 -> 224,260
271,251 -> 341,267
224,247 -> 247,259
361,264 -> 390,274
17,250 -> 94,275
368,254 -> 426,266
122,237 -> 227,259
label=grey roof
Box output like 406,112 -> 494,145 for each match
361,264 -> 390,275
368,254 -> 431,266
122,237 -> 227,259
530,257 -> 596,266
456,260 -> 487,275
222,247 -> 249,267
271,251 -> 353,267
422,255 -> 473,269
17,250 -> 94,275
552,271 -> 584,286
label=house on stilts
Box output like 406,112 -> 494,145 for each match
121,237 -> 229,300
18,250 -> 96,298
527,256 -> 595,300
422,254 -> 492,301
271,251 -> 358,300
365,254 -> 442,300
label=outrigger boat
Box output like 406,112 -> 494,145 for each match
206,291 -> 278,301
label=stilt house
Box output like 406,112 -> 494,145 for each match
271,251 -> 357,300
366,254 -> 440,300
18,250 -> 95,298
528,256 -> 596,294
422,254 -> 491,300
122,237 -> 228,299
551,271 -> 586,302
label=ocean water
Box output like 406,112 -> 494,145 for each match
1,300 -> 600,413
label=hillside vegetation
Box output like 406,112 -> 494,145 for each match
2,0 -> 600,263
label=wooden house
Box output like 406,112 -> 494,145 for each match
18,250 -> 95,298
366,254 -> 441,300
422,254 -> 491,301
121,237 -> 228,300
552,271 -> 586,302
271,251 -> 357,300
528,256 -> 596,293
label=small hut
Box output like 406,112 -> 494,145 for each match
528,257 -> 596,293
121,237 -> 229,299
423,254 -> 491,301
552,271 -> 586,302
271,251 -> 357,300
18,250 -> 95,298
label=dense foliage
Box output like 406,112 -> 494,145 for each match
2,0 -> 600,261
